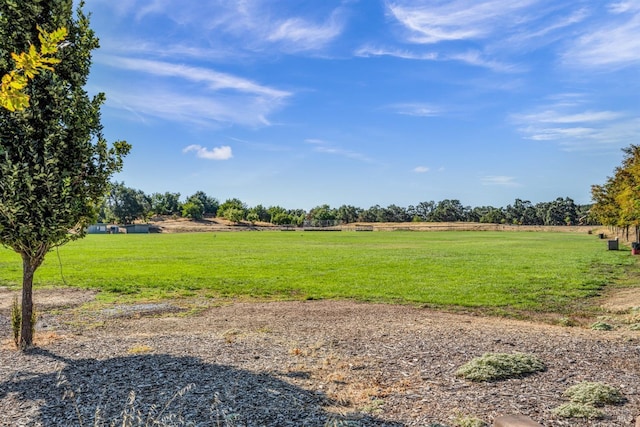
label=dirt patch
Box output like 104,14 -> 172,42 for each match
144,216 -> 598,233
601,288 -> 640,312
1,297 -> 639,426
100,303 -> 183,318
0,287 -> 97,312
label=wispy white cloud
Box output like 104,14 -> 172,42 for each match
386,0 -> 541,44
382,1 -> 598,73
96,56 -> 290,127
100,56 -> 290,99
355,46 -> 439,60
447,50 -> 523,73
516,110 -> 624,124
413,166 -> 430,173
94,0 -> 346,54
608,1 -> 640,14
355,45 -> 518,72
97,39 -> 242,62
481,176 -> 520,187
304,138 -> 372,163
105,87 -> 278,127
183,144 -> 233,160
389,103 -> 442,117
512,99 -> 640,151
562,7 -> 640,69
266,11 -> 345,52
505,7 -> 589,48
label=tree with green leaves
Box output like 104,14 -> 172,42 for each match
0,0 -> 130,349
218,198 -> 247,221
188,191 -> 219,216
181,199 -> 205,220
106,182 -> 149,225
593,145 -> 640,240
150,191 -> 181,216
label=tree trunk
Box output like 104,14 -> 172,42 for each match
19,255 -> 36,350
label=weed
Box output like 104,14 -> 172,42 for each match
557,317 -> 577,327
552,402 -> 604,419
623,307 -> 640,324
590,321 -> 614,331
222,329 -> 242,344
324,418 -> 362,427
629,323 -> 640,330
361,398 -> 384,414
562,381 -> 625,406
57,372 -> 197,427
552,381 -> 625,420
11,296 -> 20,348
455,352 -> 545,382
10,296 -> 36,349
127,344 -> 154,354
454,416 -> 487,427
290,347 -> 304,356
211,392 -> 240,427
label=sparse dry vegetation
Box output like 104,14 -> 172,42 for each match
455,352 -> 546,382
551,381 -> 625,420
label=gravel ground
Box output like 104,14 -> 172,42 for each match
1,295 -> 640,426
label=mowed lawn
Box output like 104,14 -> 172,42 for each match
0,231 -> 634,313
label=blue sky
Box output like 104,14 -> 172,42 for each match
81,0 -> 640,210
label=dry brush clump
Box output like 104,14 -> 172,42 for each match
455,352 -> 546,382
590,320 -> 614,331
552,381 -> 626,420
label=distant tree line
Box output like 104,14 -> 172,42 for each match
99,182 -> 595,227
591,145 -> 640,241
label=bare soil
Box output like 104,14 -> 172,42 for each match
1,287 -> 639,426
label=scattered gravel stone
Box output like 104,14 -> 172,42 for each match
1,300 -> 639,426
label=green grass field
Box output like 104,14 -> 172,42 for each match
0,231 -> 635,315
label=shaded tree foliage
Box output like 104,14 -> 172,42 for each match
106,182 -> 149,225
150,192 -> 181,216
218,198 -> 247,221
188,191 -> 218,216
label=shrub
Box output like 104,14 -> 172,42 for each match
562,382 -> 625,406
552,382 -> 625,420
455,417 -> 487,427
552,402 -> 604,419
181,201 -> 204,220
455,352 -> 546,382
590,321 -> 613,331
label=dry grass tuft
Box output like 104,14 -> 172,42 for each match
127,344 -> 154,354
552,402 -> 605,419
562,382 -> 625,406
552,381 -> 625,420
455,352 -> 545,382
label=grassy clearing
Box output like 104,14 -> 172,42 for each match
0,231 -> 635,314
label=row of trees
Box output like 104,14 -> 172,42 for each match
591,145 -> 640,241
102,182 -> 593,227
